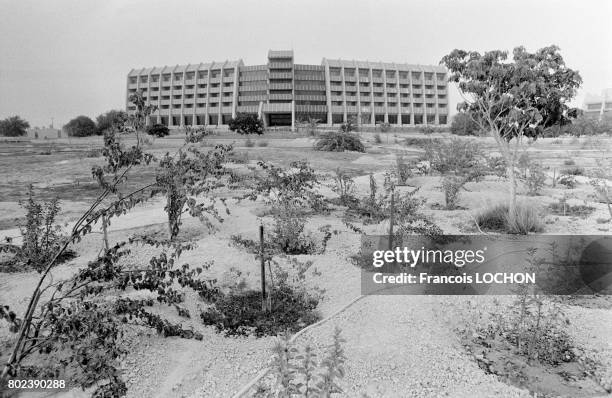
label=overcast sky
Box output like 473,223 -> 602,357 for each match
1,0 -> 610,128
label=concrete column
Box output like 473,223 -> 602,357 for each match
126,72 -> 130,110
395,65 -> 401,126
382,66 -> 388,124
355,63 -> 361,127
433,71 -> 440,125
180,66 -> 187,127
232,62 -> 241,119
408,68 -> 415,126
169,66 -> 175,127
369,63 -> 375,126
258,101 -> 266,127
323,59 -> 332,126
340,66 -> 348,123
218,61 -> 226,127
291,100 -> 295,132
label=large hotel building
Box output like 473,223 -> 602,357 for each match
126,50 -> 449,129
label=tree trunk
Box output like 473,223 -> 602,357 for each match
508,164 -> 517,219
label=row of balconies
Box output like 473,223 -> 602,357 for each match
293,75 -> 326,82
269,82 -> 293,90
294,84 -> 326,91
269,72 -> 293,79
294,95 -> 327,102
268,61 -> 293,69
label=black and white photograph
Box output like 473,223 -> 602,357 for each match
0,0 -> 611,397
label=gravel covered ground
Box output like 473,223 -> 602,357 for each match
1,135 -> 611,398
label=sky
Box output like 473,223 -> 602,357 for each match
0,0 -> 611,128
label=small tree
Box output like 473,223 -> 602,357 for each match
95,110 -> 127,135
0,116 -> 29,137
450,111 -> 481,136
146,123 -> 170,137
63,115 -> 97,137
228,114 -> 264,135
339,117 -> 357,133
441,45 -> 582,220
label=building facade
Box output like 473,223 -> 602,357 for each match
583,89 -> 612,121
126,50 -> 449,129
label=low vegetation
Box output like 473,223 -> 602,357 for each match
314,131 -> 365,152
475,202 -> 544,234
228,113 -> 265,135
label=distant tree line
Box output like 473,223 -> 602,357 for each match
0,116 -> 30,137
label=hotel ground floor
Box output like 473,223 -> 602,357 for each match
148,101 -> 447,130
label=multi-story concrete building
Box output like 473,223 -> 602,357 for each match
583,89 -> 612,121
126,50 -> 449,129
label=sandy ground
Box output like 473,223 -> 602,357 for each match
1,134 -> 611,397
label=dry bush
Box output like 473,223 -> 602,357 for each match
314,131 -> 365,152
475,202 -> 544,234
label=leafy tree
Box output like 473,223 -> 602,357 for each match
441,45 -> 581,219
0,116 -> 29,137
95,110 -> 127,135
228,113 -> 264,135
154,140 -> 233,240
146,123 -> 169,137
450,111 -> 482,136
0,93 -> 224,396
63,115 -> 97,137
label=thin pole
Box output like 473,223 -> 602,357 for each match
388,188 -> 395,252
102,216 -> 109,251
259,224 -> 266,311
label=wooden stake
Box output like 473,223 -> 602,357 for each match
388,187 -> 395,252
259,224 -> 266,312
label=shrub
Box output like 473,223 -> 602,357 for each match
339,117 -> 357,133
272,209 -> 319,255
549,197 -> 595,218
377,121 -> 391,133
563,159 -> 575,166
424,138 -> 484,209
85,147 -> 103,158
475,202 -> 544,234
201,257 -> 322,337
557,174 -> 577,189
561,166 -> 585,176
146,123 -> 169,137
395,154 -> 412,185
332,168 -> 357,206
373,133 -> 382,144
245,137 -> 255,147
200,284 -> 319,337
314,131 -> 365,152
256,327 -> 346,396
403,136 -> 440,148
257,140 -> 269,147
96,110 -> 127,135
441,175 -> 467,210
418,125 -> 435,135
1,188 -> 75,272
450,112 -> 481,136
522,160 -> 546,196
63,115 -> 97,137
486,155 -> 507,178
0,115 -> 29,137
424,138 -> 482,174
297,117 -> 321,136
229,113 -> 264,135
345,173 -> 441,235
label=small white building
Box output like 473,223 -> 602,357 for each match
27,127 -> 61,139
583,89 -> 612,121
